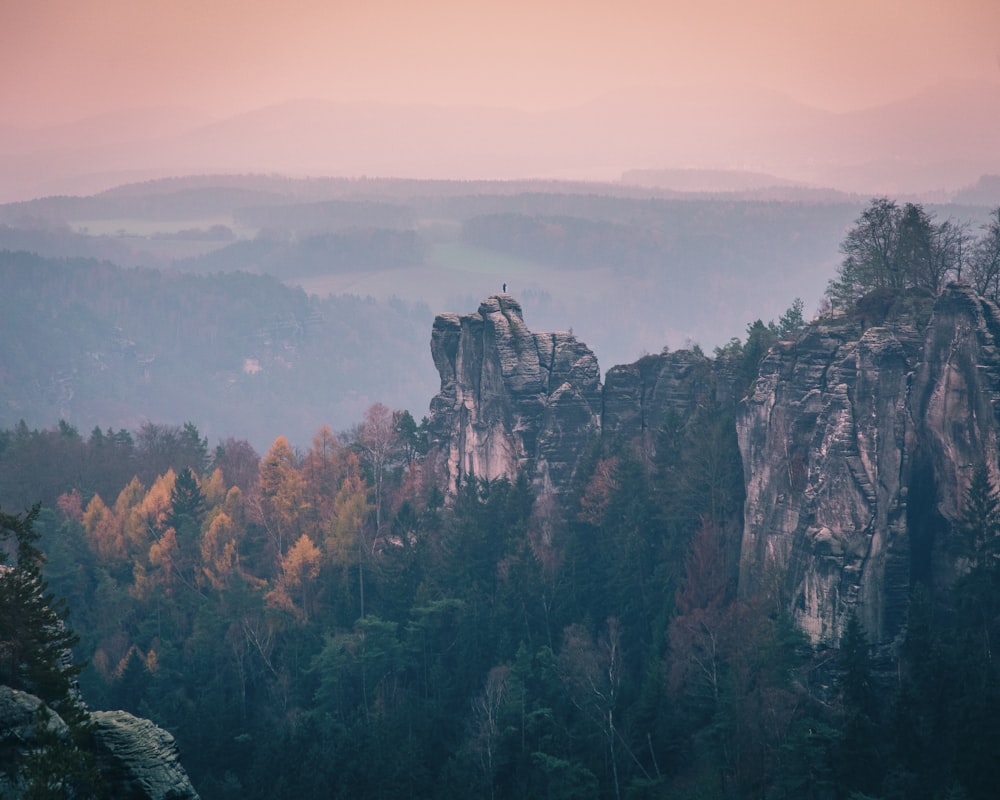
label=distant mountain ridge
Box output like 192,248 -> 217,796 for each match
2,81 -> 998,202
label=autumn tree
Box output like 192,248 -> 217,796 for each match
266,533 -> 322,622
300,425 -> 346,539
252,436 -> 306,567
200,509 -> 240,590
356,402 -> 403,532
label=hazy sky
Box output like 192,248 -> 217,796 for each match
3,0 -> 999,126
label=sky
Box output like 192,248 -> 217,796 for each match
3,0 -> 999,128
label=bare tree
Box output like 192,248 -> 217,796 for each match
968,207 -> 1000,300
356,403 -> 401,532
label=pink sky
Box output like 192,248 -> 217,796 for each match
3,0 -> 999,127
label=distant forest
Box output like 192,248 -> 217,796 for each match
0,250 -> 435,449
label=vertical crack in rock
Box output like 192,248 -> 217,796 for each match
739,285 -> 1000,649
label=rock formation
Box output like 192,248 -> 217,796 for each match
91,709 -> 200,800
0,686 -> 71,797
602,349 -> 737,454
738,284 -> 1000,649
0,685 -> 200,799
427,294 -> 601,493
427,294 -> 736,494
429,286 -> 1000,651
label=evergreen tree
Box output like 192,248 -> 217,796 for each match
837,613 -> 883,796
954,461 -> 1000,569
0,506 -> 100,795
0,506 -> 84,716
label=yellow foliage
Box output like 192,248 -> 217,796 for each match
115,476 -> 149,553
222,485 -> 244,523
201,511 -> 239,589
265,533 -> 322,621
201,467 -> 227,508
325,455 -> 372,566
264,583 -> 296,615
114,645 -> 143,678
83,494 -> 125,563
256,436 -> 307,557
130,563 -> 152,601
282,533 -> 322,587
139,469 -> 176,539
147,527 -> 179,594
302,424 -> 345,520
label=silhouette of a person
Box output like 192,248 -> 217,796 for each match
502,282 -> 507,293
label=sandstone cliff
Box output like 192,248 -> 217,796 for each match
427,294 -> 601,493
738,284 -> 1000,649
428,287 -> 1000,651
427,294 -> 735,492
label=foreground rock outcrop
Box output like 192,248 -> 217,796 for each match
0,685 -> 199,799
91,710 -> 200,800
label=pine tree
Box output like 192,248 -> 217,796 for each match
0,506 -> 100,797
0,505 -> 84,715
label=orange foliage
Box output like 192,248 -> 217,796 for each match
265,533 -> 322,621
255,436 -> 307,559
201,511 -> 239,590
577,456 -> 620,525
57,489 -> 84,522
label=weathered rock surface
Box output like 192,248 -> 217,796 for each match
428,294 -> 601,492
602,349 -> 737,455
430,287 -> 1000,651
0,685 -> 199,799
91,709 -> 200,800
738,284 -> 1000,648
0,686 -> 71,797
427,294 -> 735,494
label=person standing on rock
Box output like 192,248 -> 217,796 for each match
502,282 -> 507,293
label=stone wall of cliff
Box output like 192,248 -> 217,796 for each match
738,284 -> 1000,649
426,294 -> 731,492
428,286 -> 1000,651
427,294 -> 601,493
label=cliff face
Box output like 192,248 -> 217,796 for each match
429,287 -> 1000,650
602,350 -> 736,454
427,295 -> 728,491
427,295 -> 601,492
738,284 -> 1000,648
